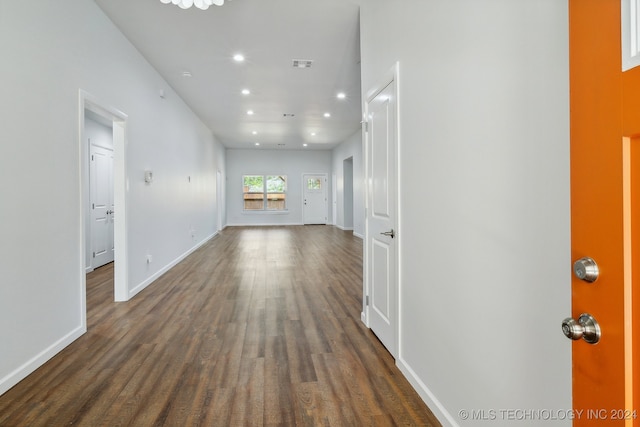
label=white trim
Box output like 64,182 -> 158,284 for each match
335,225 -> 354,231
622,0 -> 640,70
225,222 -> 303,227
394,61 -> 403,364
396,359 -> 458,427
128,232 -> 217,299
353,231 -> 364,239
0,325 -> 85,395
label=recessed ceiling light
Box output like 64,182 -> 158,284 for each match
252,131 -> 258,135
247,110 -> 254,115
241,89 -> 250,95
303,143 -> 308,147
233,54 -> 245,62
323,112 -> 331,118
182,71 -> 192,78
310,132 -> 316,136
255,142 -> 260,146
337,92 -> 346,99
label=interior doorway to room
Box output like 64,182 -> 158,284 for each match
217,170 -> 223,231
86,110 -> 114,270
343,157 -> 354,231
303,173 -> 328,224
81,91 -> 128,304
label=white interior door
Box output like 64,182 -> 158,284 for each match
303,174 -> 328,224
90,145 -> 114,269
365,76 -> 398,357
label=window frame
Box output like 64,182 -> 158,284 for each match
242,174 -> 288,212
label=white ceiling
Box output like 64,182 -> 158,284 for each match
94,0 -> 363,150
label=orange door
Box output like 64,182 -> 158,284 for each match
570,1 -> 639,425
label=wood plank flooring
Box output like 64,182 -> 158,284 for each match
0,226 -> 440,426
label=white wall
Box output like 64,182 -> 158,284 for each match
0,0 -> 224,395
226,149 -> 332,226
360,1 -> 571,426
331,129 -> 364,237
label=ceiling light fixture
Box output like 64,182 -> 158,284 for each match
292,59 -> 313,68
303,143 -> 308,147
247,110 -> 254,115
337,92 -> 346,100
255,142 -> 260,146
323,112 -> 331,118
160,0 -> 227,10
241,89 -> 250,95
233,54 -> 245,62
252,131 -> 258,135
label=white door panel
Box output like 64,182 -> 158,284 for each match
372,239 -> 391,323
90,145 -> 114,269
366,75 -> 398,357
303,174 -> 328,224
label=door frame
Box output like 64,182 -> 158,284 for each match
80,90 -> 129,307
217,170 -> 223,231
362,63 -> 400,355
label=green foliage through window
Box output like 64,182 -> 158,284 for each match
243,175 -> 287,211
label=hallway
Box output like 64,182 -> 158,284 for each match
0,226 -> 439,426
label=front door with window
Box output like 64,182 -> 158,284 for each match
302,174 -> 327,224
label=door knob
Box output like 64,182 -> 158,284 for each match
380,229 -> 395,238
562,313 -> 601,344
573,257 -> 599,282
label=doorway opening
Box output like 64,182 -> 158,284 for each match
343,157 -> 354,231
85,110 -> 114,271
80,91 -> 129,313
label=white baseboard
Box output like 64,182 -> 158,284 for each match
396,357 -> 458,427
335,224 -> 354,231
0,324 -> 86,396
353,231 -> 364,239
128,232 -> 217,299
225,222 -> 303,227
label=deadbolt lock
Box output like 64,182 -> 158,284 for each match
573,257 -> 599,282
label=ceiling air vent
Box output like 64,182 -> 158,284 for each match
292,59 -> 313,68
283,113 -> 295,118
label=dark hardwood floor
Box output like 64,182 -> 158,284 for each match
0,226 -> 440,426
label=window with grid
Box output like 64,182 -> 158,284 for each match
243,175 -> 287,211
